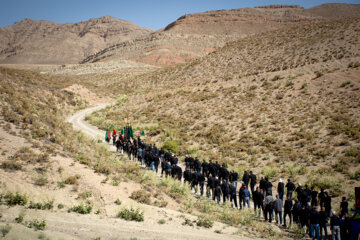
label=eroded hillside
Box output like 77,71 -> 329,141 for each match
88,18 -> 360,206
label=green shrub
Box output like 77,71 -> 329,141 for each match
57,181 -> 66,188
28,219 -> 46,231
15,210 -> 26,223
262,166 -> 278,179
4,192 -> 28,206
158,219 -> 166,224
130,190 -> 151,205
34,175 -> 48,186
68,204 -> 92,214
0,160 -> 22,171
114,198 -> 122,205
340,81 -> 351,88
162,140 -> 179,154
196,215 -> 214,228
28,200 -> 54,210
117,207 -> 144,222
78,191 -> 92,199
0,224 -> 11,237
64,175 -> 80,185
306,175 -> 343,197
57,203 -> 64,209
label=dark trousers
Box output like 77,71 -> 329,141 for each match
284,211 -> 292,226
223,194 -> 229,203
275,210 -> 282,224
319,224 -> 328,240
230,194 -> 238,208
287,190 -> 293,199
265,205 -> 273,222
199,182 -> 204,196
279,192 -> 284,201
250,184 -> 255,196
211,188 -> 216,200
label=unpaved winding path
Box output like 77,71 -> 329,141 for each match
67,103 -> 108,139
64,104 -> 251,240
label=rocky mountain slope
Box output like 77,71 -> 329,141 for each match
0,16 -> 153,64
88,17 -> 360,206
81,3 -> 360,66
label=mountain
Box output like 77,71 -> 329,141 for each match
0,16 -> 153,64
81,3 -> 360,66
92,17 -> 360,202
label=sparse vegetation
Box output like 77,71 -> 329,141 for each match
4,192 -> 28,206
68,204 -> 92,214
130,190 -> 151,205
0,224 -> 11,237
196,215 -> 214,228
117,207 -> 144,222
28,219 -> 46,231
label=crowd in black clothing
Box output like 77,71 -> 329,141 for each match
112,135 -> 355,240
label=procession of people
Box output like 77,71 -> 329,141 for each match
108,125 -> 357,240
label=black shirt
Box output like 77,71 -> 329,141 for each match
284,199 -> 293,212
278,182 -> 284,193
309,210 -> 320,225
250,174 -> 256,185
330,215 -> 340,227
340,201 -> 348,213
286,182 -> 295,192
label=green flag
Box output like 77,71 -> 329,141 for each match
140,130 -> 145,136
105,130 -> 108,141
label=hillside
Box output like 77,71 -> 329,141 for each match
87,18 -> 360,207
0,67 -> 276,239
81,3 -> 360,67
0,16 -> 153,64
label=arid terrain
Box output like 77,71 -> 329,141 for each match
0,3 -> 359,240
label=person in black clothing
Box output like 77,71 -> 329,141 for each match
174,165 -> 182,181
215,185 -> 222,204
230,171 -> 238,190
154,155 -> 160,173
319,207 -> 328,240
308,206 -> 320,240
198,172 -> 205,196
286,179 -> 296,199
191,171 -> 199,193
278,178 -> 284,200
208,160 -> 216,177
183,168 -> 192,184
202,160 -> 209,178
222,165 -> 229,183
330,211 -> 340,240
221,180 -> 230,203
343,213 -> 352,240
229,183 -> 238,208
242,171 -> 249,189
292,199 -> 301,224
239,184 -> 245,209
323,192 -> 331,217
318,188 -> 326,207
215,161 -> 220,177
339,196 -> 348,218
259,176 -> 266,193
311,187 -> 318,207
296,183 -> 303,202
249,171 -> 256,196
253,187 -> 263,217
208,175 -> 216,200
299,205 -> 309,229
304,185 -> 312,205
265,177 -> 273,196
283,195 -> 293,227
